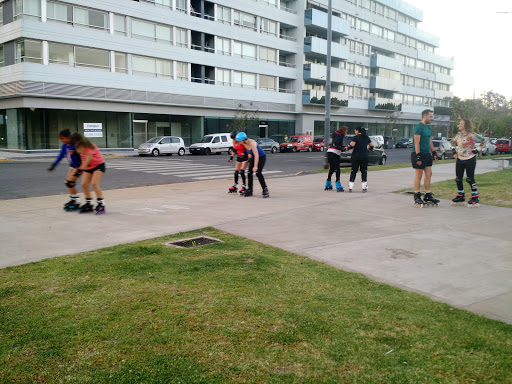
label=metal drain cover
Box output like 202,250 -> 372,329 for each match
165,236 -> 222,248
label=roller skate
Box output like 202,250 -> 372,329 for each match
325,180 -> 333,191
228,184 -> 238,194
467,194 -> 479,208
413,192 -> 424,208
348,181 -> 354,193
451,192 -> 465,206
335,181 -> 344,192
240,189 -> 253,197
63,199 -> 80,212
423,192 -> 440,207
262,187 -> 269,198
239,185 -> 247,195
79,201 -> 94,214
95,203 -> 105,215
362,182 -> 368,193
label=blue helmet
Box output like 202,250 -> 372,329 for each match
235,132 -> 247,141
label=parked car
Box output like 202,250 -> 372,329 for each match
474,137 -> 498,156
138,136 -> 186,157
312,137 -> 325,151
189,133 -> 232,155
340,135 -> 387,165
383,136 -> 395,149
395,138 -> 413,148
279,134 -> 314,152
432,139 -> 454,160
490,137 -> 497,145
256,138 -> 279,153
369,135 -> 384,148
495,138 -> 511,154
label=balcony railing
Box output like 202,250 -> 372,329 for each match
369,97 -> 401,111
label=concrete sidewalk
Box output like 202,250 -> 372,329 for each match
1,159 -> 511,324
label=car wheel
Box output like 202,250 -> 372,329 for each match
227,147 -> 233,156
292,147 -> 297,153
178,148 -> 185,156
279,148 -> 284,153
307,146 -> 312,152
271,146 -> 277,153
440,153 -> 445,160
379,155 -> 386,165
151,149 -> 159,157
205,148 -> 211,155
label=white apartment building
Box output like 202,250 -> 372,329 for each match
0,0 -> 454,150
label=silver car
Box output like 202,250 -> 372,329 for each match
256,138 -> 279,153
138,136 -> 186,157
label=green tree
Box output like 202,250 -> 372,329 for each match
230,103 -> 259,133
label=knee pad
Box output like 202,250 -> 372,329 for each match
455,177 -> 462,183
239,170 -> 245,175
65,180 -> 76,188
466,177 -> 475,185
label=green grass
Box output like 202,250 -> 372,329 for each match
1,228 -> 511,383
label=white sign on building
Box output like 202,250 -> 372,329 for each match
84,123 -> 103,138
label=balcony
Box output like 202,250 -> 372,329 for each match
370,54 -> 403,72
302,89 -> 348,106
369,97 -> 401,111
435,72 -> 454,86
370,76 -> 402,92
417,50 -> 454,70
304,9 -> 350,37
435,89 -> 453,99
304,36 -> 349,61
397,22 -> 440,47
303,63 -> 348,84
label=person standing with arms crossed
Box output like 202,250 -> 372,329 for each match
411,109 -> 440,207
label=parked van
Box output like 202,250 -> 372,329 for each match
189,133 -> 232,155
279,134 -> 314,152
369,135 -> 384,148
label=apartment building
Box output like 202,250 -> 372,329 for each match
0,0 -> 454,150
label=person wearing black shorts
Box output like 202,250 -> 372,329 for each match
411,109 -> 439,206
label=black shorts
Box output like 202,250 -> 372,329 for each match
411,152 -> 432,169
84,163 -> 106,174
236,155 -> 248,162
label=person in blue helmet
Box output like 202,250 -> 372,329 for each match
235,132 -> 269,198
47,129 -> 82,211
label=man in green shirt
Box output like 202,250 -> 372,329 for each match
411,109 -> 439,206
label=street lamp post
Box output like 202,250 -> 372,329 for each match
323,0 -> 333,169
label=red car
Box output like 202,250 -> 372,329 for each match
496,139 -> 511,154
312,137 -> 325,151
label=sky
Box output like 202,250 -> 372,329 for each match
404,0 -> 512,100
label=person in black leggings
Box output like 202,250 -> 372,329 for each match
347,126 -> 373,192
325,126 -> 348,192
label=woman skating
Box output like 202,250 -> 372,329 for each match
235,132 -> 268,198
325,126 -> 348,192
228,130 -> 249,194
347,126 -> 373,193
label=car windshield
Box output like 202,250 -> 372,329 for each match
289,137 -> 298,142
146,137 -> 162,144
314,138 -> 323,143
342,136 -> 355,146
200,136 -> 213,143
432,141 -> 441,146
497,140 -> 509,144
398,139 -> 408,143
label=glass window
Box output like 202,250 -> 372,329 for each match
132,55 -> 156,77
416,78 -> 425,88
114,15 -> 126,36
371,24 -> 382,37
416,60 -> 425,70
359,20 -> 370,33
395,33 -> 405,45
376,3 -> 384,15
385,30 -> 395,41
356,42 -> 364,55
176,0 -> 186,12
406,76 -> 414,87
155,0 -> 171,7
234,11 -> 256,30
407,37 -> 416,48
156,59 -> 172,78
217,6 -> 230,24
176,28 -> 188,47
14,0 -> 41,20
217,37 -> 230,55
387,8 -> 396,20
360,0 -> 370,9
176,61 -> 188,80
0,45 -> 4,67
260,47 -> 277,63
0,5 -> 3,27
217,68 -> 231,86
74,6 -> 108,30
132,19 -> 155,41
260,75 -> 276,91
75,46 -> 109,70
407,57 -> 416,68
261,18 -> 277,35
16,39 -> 42,63
47,1 -> 72,24
156,25 -> 172,44
233,41 -> 256,60
115,52 -> 126,73
48,42 -> 74,65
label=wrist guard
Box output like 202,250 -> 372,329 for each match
471,149 -> 479,154
432,151 -> 437,158
416,153 -> 422,162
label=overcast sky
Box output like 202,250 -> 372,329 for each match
404,0 -> 512,100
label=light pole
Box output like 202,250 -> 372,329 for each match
323,0 -> 333,169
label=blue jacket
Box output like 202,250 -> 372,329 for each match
53,143 -> 81,168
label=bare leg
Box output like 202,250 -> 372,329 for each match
81,172 -> 92,199
424,167 -> 432,192
91,170 -> 104,199
414,169 -> 423,192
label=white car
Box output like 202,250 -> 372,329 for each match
189,133 -> 232,155
138,136 -> 186,157
475,138 -> 498,156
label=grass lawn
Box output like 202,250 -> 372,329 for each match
1,228 -> 511,383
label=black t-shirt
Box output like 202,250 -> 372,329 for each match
351,135 -> 371,158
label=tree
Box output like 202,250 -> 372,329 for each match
230,103 -> 259,133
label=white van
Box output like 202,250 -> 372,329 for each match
369,135 -> 384,148
189,133 -> 233,155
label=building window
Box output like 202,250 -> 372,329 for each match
114,15 -> 126,36
233,71 -> 256,89
233,11 -> 256,30
0,5 -> 3,26
75,46 -> 110,71
74,6 -> 108,30
16,39 -> 42,63
356,42 -> 364,55
217,68 -> 231,86
154,0 -> 171,7
14,0 -> 41,20
175,0 -> 186,13
359,20 -> 370,33
132,55 -> 156,77
217,6 -> 230,24
387,8 -> 396,20
260,18 -> 277,35
0,45 -> 4,67
260,47 -> 277,64
46,1 -> 72,24
156,59 -> 172,78
176,61 -> 188,80
132,19 -> 172,44
233,41 -> 256,60
371,24 -> 383,37
115,52 -> 126,73
176,28 -> 188,47
48,42 -> 74,65
395,33 -> 405,45
217,37 -> 231,55
260,75 -> 276,91
261,0 -> 277,7
360,0 -> 370,10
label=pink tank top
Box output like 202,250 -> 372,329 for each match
80,145 -> 104,170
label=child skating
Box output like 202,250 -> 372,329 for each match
235,132 -> 269,198
47,129 -> 82,211
227,130 -> 248,194
70,132 -> 106,214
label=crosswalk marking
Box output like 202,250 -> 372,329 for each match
193,171 -> 283,180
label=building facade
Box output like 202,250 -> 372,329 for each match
0,0 -> 454,150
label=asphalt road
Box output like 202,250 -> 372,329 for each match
0,148 -> 414,200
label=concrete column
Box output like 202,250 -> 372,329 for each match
172,26 -> 176,46
41,0 -> 47,22
213,3 -> 217,21
187,62 -> 192,82
127,53 -> 132,75
42,41 -> 49,65
110,51 -> 115,72
173,60 -> 177,80
109,12 -> 114,34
